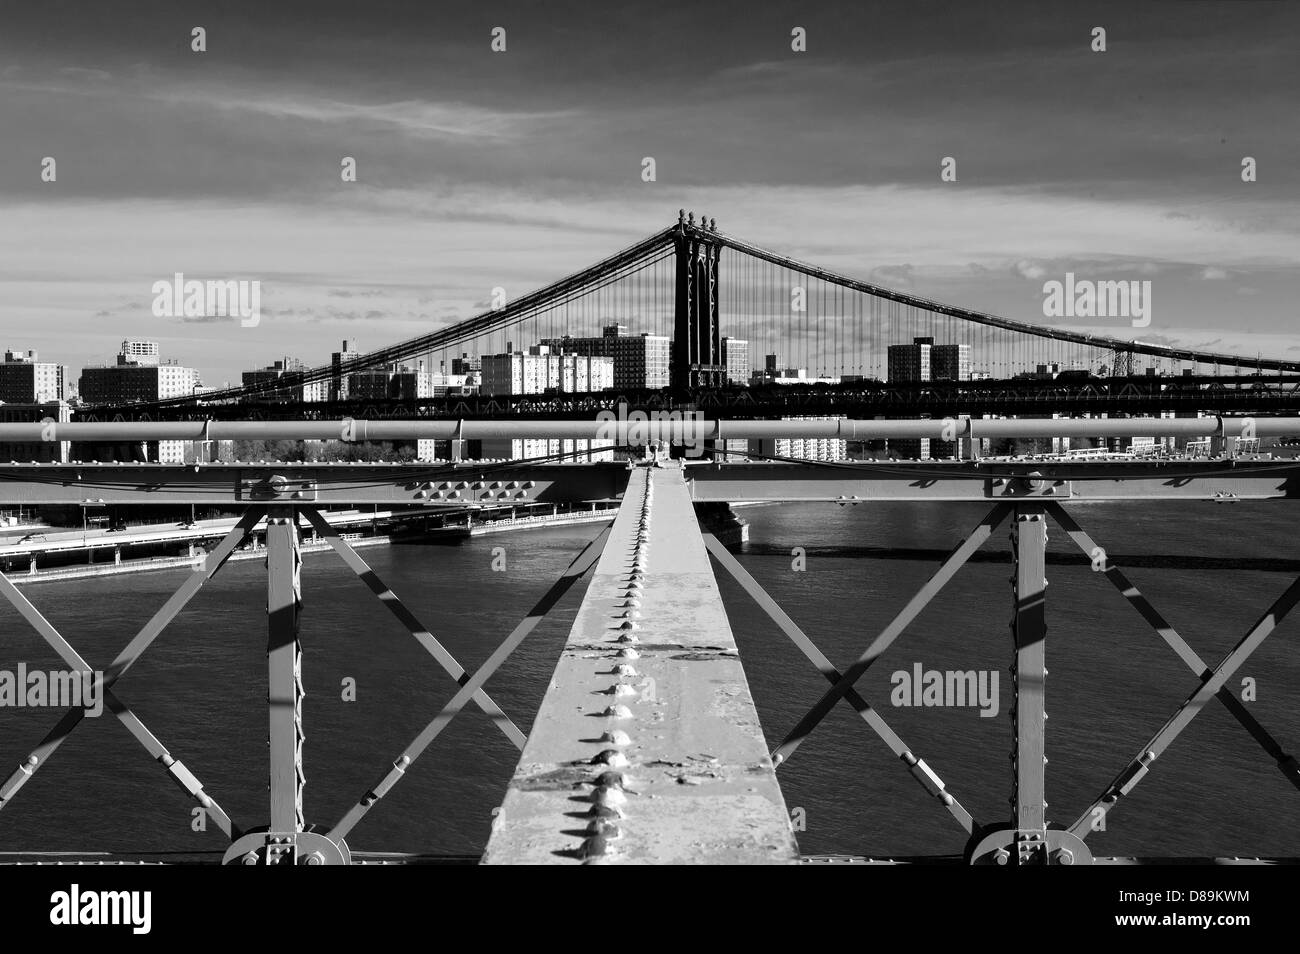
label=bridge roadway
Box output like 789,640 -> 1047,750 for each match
482,463 -> 798,864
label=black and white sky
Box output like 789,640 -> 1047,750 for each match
1,0 -> 1297,384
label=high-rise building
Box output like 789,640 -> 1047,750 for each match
0,350 -> 67,403
479,345 -> 614,461
480,344 -> 614,396
539,325 -> 669,390
451,353 -> 481,376
330,340 -> 363,401
884,338 -> 970,459
79,343 -> 200,404
118,340 -> 160,366
721,337 -> 750,385
78,343 -> 200,463
242,357 -> 327,402
888,337 -> 970,383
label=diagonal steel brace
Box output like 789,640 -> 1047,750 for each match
771,503 -> 1012,766
1047,502 -> 1300,800
1069,569 -> 1300,840
301,507 -> 526,750
0,510 -> 262,838
327,525 -> 611,842
704,533 -> 977,835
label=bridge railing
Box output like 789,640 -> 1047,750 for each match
0,420 -> 1297,864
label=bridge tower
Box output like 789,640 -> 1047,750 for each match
671,210 -> 726,391
1108,344 -> 1135,377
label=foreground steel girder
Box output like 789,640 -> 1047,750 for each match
0,459 -> 1297,506
1003,507 -> 1052,863
0,512 -> 262,839
0,462 -> 631,506
4,413 -> 1300,444
266,508 -> 305,837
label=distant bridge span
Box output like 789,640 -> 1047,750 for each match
88,213 -> 1300,417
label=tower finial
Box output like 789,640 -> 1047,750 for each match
687,211 -> 695,227
710,217 -> 717,232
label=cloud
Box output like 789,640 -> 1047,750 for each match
159,85 -> 576,142
174,314 -> 240,325
1014,260 -> 1047,280
59,66 -> 111,82
870,264 -> 914,287
1201,266 -> 1228,280
328,288 -> 386,299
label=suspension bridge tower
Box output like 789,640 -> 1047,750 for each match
671,210 -> 727,391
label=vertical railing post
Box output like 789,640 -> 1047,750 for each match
266,506 -> 304,848
1011,505 -> 1048,863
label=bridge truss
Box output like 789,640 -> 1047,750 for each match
1,418 -> 1298,864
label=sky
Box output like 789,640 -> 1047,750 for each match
1,0 -> 1297,386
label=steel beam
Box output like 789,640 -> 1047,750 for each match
0,460 -> 1295,505
265,507 -> 305,838
483,465 -> 797,864
3,414 -> 1300,444
0,462 -> 630,505
1011,507 -> 1049,859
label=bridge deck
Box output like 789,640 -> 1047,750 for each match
482,464 -> 797,864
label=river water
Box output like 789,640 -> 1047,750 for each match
1,500 -> 1297,860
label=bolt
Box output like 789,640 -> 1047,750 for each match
992,848 -> 1010,866
1053,848 -> 1075,866
241,851 -> 259,866
304,851 -> 326,866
